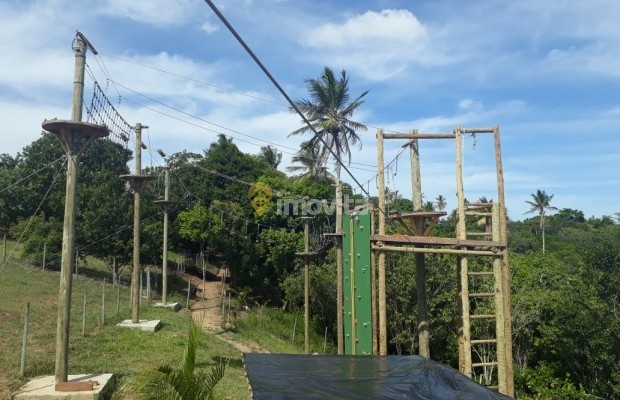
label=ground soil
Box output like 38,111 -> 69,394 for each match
184,267 -> 269,354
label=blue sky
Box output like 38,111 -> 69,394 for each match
1,0 -> 619,220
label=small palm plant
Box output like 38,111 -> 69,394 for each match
129,323 -> 226,400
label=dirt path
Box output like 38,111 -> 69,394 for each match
184,268 -> 269,354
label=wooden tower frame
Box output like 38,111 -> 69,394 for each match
371,125 -> 514,396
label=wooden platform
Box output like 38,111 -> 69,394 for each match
371,234 -> 506,250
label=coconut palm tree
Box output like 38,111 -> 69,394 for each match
289,67 -> 369,177
286,141 -> 326,181
434,195 -> 447,211
525,189 -> 558,254
258,145 -> 282,170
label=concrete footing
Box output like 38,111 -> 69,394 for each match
116,319 -> 161,332
13,373 -> 114,400
154,302 -> 181,311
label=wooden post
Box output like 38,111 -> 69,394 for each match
303,217 -> 311,354
368,202 -> 378,355
116,280 -> 121,316
409,131 -> 430,358
494,126 -> 514,396
146,268 -> 151,302
186,280 -> 191,310
455,126 -> 472,377
335,179 -> 344,355
42,242 -> 46,270
20,302 -> 30,377
2,233 -> 6,263
101,278 -> 106,326
492,204 -> 508,393
202,263 -> 206,301
131,124 -> 143,323
75,250 -> 78,278
291,316 -> 297,345
139,270 -> 143,309
323,326 -> 328,355
377,129 -> 388,355
82,288 -> 87,337
162,166 -> 171,304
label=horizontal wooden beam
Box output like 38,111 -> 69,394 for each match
371,234 -> 505,249
461,128 -> 495,134
383,133 -> 455,140
372,245 -> 497,256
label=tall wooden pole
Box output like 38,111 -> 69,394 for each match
162,167 -> 170,304
377,129 -> 388,355
455,126 -> 472,377
410,133 -> 430,358
494,125 -> 514,396
335,178 -> 344,355
54,35 -> 83,384
131,123 -> 143,323
368,202 -> 378,355
303,217 -> 311,354
49,34 -> 109,385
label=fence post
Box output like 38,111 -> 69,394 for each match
324,326 -> 328,355
146,268 -> 151,302
101,278 -> 106,326
116,280 -> 121,315
42,242 -> 46,270
82,288 -> 87,337
291,316 -> 297,345
186,280 -> 191,310
20,302 -> 30,377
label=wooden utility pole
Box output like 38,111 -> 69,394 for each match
120,123 -> 153,323
45,32 -> 109,384
409,132 -> 430,358
494,126 -> 514,396
302,217 -> 311,354
154,166 -> 174,305
335,179 -> 344,355
376,129 -> 388,355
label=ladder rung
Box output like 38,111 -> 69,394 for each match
467,232 -> 492,236
469,292 -> 495,298
471,339 -> 497,344
470,314 -> 495,320
468,271 -> 494,276
472,361 -> 498,367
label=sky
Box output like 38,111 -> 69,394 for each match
1,0 -> 619,220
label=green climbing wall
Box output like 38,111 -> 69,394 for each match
342,210 -> 373,355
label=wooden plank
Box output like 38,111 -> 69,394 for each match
461,128 -> 495,134
384,133 -> 456,139
370,234 -> 505,249
55,381 -> 97,392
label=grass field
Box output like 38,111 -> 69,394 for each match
0,261 -> 251,399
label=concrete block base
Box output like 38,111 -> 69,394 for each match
116,319 -> 161,332
13,373 -> 114,400
154,302 -> 181,311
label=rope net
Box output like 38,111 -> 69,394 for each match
85,81 -> 133,145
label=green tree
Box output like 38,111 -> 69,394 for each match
434,195 -> 447,212
287,141 -> 326,181
289,66 -> 368,191
525,189 -> 558,254
258,145 -> 282,170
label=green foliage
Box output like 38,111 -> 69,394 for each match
128,323 -> 226,400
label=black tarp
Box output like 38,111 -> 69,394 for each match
243,353 -> 513,400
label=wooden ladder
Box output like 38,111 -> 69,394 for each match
457,202 -> 507,392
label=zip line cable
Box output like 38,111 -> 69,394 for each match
110,80 -> 376,172
0,155 -> 66,194
0,157 -> 67,275
202,0 -> 416,241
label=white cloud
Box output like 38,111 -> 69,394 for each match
299,9 -> 448,81
200,20 -> 220,34
100,0 -> 195,26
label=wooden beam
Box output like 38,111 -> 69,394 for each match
384,133 -> 455,140
370,234 -> 505,249
461,128 -> 495,134
377,129 -> 387,355
372,246 -> 498,256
